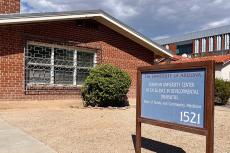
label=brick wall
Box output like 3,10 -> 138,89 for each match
192,40 -> 195,54
213,36 -> 217,51
0,20 -> 157,100
221,34 -> 225,50
0,0 -> 20,14
206,37 -> 209,52
199,38 -> 202,53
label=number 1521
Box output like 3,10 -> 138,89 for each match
180,111 -> 201,125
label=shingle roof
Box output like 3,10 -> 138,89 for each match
171,54 -> 230,65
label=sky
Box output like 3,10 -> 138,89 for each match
21,0 -> 230,41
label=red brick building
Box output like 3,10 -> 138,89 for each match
0,0 -> 172,100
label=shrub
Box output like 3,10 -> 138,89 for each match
215,79 -> 230,105
81,64 -> 131,107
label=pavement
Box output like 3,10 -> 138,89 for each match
0,119 -> 56,153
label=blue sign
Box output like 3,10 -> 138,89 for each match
141,69 -> 205,128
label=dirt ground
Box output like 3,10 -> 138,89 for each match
0,101 -> 229,153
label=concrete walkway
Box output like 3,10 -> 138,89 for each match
0,119 -> 56,153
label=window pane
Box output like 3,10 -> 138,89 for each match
54,67 -> 73,85
225,34 -> 229,50
76,68 -> 90,85
209,37 -> 213,52
217,36 -> 222,50
27,65 -> 51,84
176,43 -> 192,55
77,51 -> 94,67
54,48 -> 74,66
27,45 -> 51,64
202,38 -> 206,53
195,40 -> 199,53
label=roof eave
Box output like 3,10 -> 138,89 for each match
96,13 -> 173,57
0,11 -> 173,58
0,13 -> 100,25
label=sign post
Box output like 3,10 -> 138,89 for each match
136,61 -> 214,153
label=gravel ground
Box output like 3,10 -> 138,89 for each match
0,105 -> 229,153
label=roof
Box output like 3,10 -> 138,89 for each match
169,54 -> 230,65
0,10 -> 173,57
171,55 -> 184,60
155,24 -> 230,45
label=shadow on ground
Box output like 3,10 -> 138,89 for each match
131,135 -> 186,153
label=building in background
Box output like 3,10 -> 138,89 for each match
155,26 -> 230,81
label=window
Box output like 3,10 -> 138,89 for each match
216,35 -> 222,51
26,43 -> 96,86
209,37 -> 213,52
176,43 -> 193,55
194,39 -> 199,53
224,34 -> 229,50
201,38 -> 206,52
27,65 -> 51,84
26,45 -> 52,84
76,51 -> 95,84
53,48 -> 74,85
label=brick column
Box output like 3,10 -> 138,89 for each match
199,38 -> 202,53
222,34 -> 225,50
206,37 -> 209,53
213,36 -> 217,51
0,0 -> 20,14
192,40 -> 195,54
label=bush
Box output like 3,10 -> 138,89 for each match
81,64 -> 131,107
215,79 -> 230,105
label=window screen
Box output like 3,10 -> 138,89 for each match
26,43 -> 95,86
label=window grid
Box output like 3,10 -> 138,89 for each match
25,42 -> 96,86
50,47 -> 54,84
73,50 -> 77,85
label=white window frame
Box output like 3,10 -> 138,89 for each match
26,41 -> 96,87
224,34 -> 230,50
201,38 -> 206,53
209,37 -> 214,52
216,35 -> 222,51
194,39 -> 199,54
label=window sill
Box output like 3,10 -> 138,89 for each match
26,83 -> 83,90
